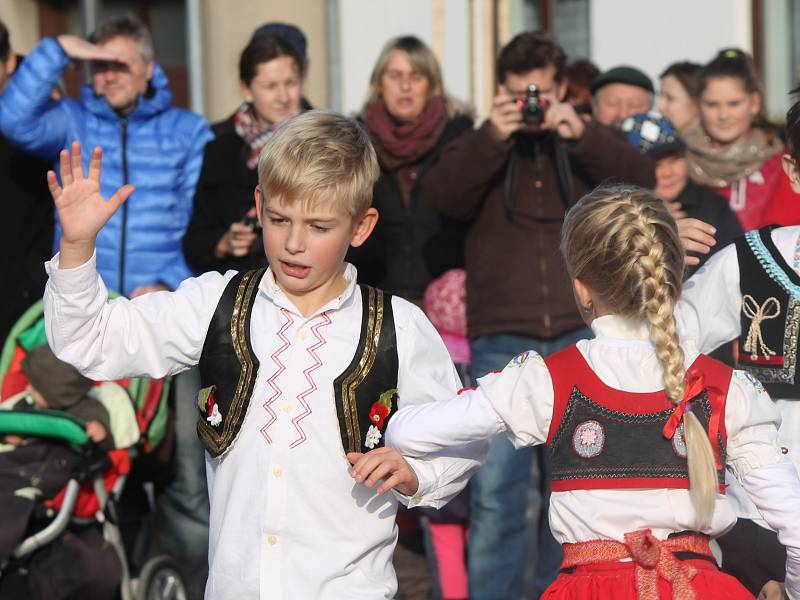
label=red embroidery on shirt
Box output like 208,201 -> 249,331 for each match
261,309 -> 294,444
456,387 -> 476,395
290,312 -> 332,448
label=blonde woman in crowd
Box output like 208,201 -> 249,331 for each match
350,35 -> 473,304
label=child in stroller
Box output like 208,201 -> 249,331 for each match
0,307 -> 187,600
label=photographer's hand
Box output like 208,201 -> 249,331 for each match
542,101 -> 585,140
488,86 -> 525,142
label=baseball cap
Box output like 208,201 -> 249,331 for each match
622,111 -> 685,159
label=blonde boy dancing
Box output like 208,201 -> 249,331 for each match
43,111 -> 485,599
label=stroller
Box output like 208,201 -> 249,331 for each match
0,299 -> 189,600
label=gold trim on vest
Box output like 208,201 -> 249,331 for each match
339,287 -> 384,453
198,268 -> 264,455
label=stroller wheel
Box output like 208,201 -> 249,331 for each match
136,555 -> 188,600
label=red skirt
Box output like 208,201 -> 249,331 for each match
541,558 -> 754,600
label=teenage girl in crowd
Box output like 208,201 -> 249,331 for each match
684,49 -> 789,232
360,184 -> 800,599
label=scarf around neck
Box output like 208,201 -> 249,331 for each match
365,97 -> 448,171
684,125 -> 784,187
234,103 -> 295,170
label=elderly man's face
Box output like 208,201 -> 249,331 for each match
592,83 -> 653,128
90,35 -> 153,114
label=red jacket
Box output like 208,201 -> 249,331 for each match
708,151 -> 787,231
759,167 -> 800,227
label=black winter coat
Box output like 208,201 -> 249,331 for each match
349,114 -> 474,300
678,180 -> 744,277
182,117 -> 264,275
0,135 -> 53,342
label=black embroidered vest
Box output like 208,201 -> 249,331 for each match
735,226 -> 800,399
544,345 -> 729,492
196,270 -> 399,457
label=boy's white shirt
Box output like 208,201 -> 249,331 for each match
386,314 -> 800,599
676,225 -> 800,531
43,253 -> 486,600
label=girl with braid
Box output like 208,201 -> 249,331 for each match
360,184 -> 800,599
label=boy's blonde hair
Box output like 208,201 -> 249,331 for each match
561,184 -> 718,526
258,110 -> 379,217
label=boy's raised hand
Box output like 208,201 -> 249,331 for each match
347,448 -> 419,497
47,141 -> 135,269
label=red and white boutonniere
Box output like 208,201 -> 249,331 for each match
197,385 -> 222,427
364,388 -> 397,449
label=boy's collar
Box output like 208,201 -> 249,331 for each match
259,262 -> 359,317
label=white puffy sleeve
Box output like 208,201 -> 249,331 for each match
726,370 -> 800,599
676,243 -> 742,353
390,300 -> 488,508
386,349 -> 554,457
44,252 -> 233,380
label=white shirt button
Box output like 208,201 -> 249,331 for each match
273,466 -> 283,478
298,328 -> 308,341
267,535 -> 278,546
282,403 -> 291,413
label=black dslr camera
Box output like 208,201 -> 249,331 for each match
518,84 -> 549,125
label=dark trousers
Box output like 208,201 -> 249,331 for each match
718,518 -> 786,595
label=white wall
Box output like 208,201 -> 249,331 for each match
442,0 -> 471,107
590,0 -> 752,85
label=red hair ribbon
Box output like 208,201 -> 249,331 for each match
662,368 -> 723,470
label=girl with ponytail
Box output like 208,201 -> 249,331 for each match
371,184 -> 800,599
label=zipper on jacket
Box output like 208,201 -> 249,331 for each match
119,117 -> 129,296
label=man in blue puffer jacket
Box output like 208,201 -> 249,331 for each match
0,16 -> 213,598
0,15 -> 212,297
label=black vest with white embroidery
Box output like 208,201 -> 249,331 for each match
195,269 -> 399,458
544,345 -> 729,492
734,225 -> 800,399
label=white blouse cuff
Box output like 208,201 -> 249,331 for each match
45,251 -> 99,295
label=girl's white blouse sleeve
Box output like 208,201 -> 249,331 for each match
676,243 -> 742,353
385,350 -> 553,455
726,369 -> 800,600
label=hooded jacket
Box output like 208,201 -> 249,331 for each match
0,37 -> 213,295
19,345 -> 114,449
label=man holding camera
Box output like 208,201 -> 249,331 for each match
424,32 -> 655,600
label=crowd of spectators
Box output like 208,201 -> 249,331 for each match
1,12 -> 798,600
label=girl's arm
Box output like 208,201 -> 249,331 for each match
386,349 -> 554,457
725,371 -> 800,599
